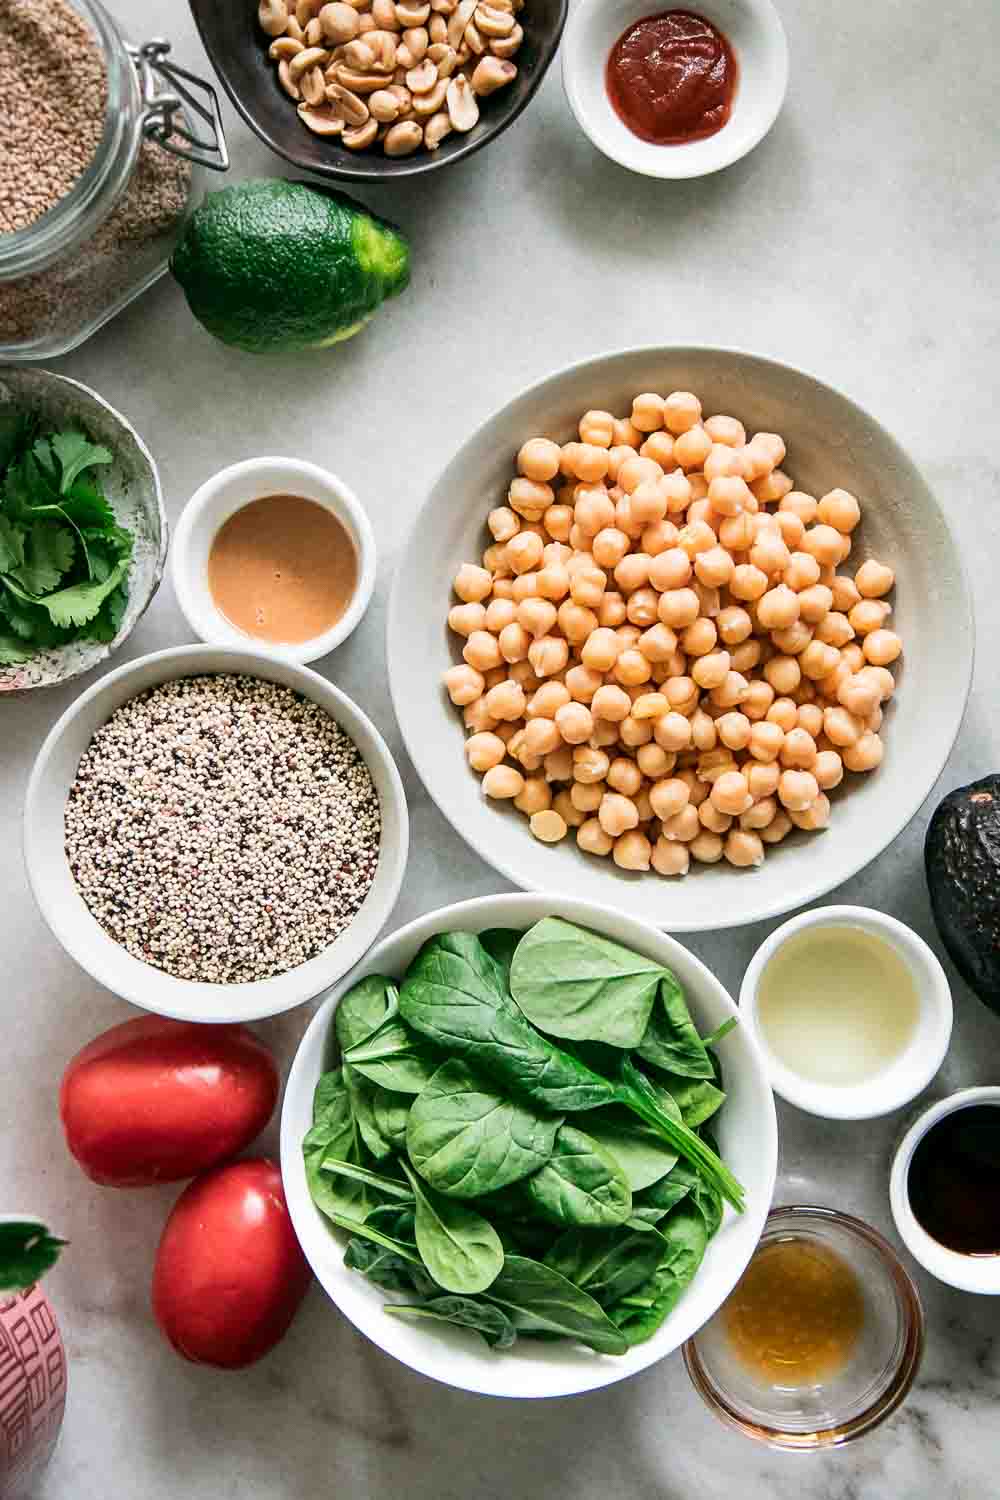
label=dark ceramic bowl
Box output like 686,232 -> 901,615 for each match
188,0 -> 568,183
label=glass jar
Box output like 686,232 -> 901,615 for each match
0,0 -> 228,360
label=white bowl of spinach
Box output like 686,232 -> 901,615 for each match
281,894 -> 777,1398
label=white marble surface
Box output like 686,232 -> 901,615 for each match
3,0 -> 1000,1493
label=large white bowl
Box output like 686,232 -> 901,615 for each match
280,892 -> 778,1399
23,645 -> 408,1023
387,347 -> 974,932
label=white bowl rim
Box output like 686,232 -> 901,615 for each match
561,0 -> 790,180
170,456 -> 377,666
739,904 -> 954,1120
386,342 -> 975,934
22,643 -> 409,1023
280,890 -> 779,1399
890,1086 -> 1000,1294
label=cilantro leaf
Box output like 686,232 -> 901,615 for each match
87,582 -> 129,643
0,408 -> 32,473
61,477 -> 116,532
0,1221 -> 67,1294
51,432 -> 112,494
12,521 -> 74,595
0,515 -> 25,573
33,557 -> 129,629
0,632 -> 35,666
0,585 -> 64,645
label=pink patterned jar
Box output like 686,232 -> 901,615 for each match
0,1286 -> 66,1498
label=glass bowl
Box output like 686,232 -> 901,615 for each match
683,1205 -> 924,1450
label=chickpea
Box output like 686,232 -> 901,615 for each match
843,730 -> 884,772
713,711 -> 749,752
685,650 -> 727,692
482,764 -> 524,799
780,726 -> 818,770
641,519 -> 678,557
572,443 -> 614,485
510,572 -> 539,603
571,779 -> 606,813
746,762 -> 780,800
639,433 -> 676,470
823,705 -> 865,747
449,602 -> 487,637
533,564 -> 570,603
658,391 -> 699,435
545,743 -> 574,782
750,468 -> 792,503
577,817 -> 614,856
699,799 -> 733,834
652,837 -> 690,876
771,620 -> 813,656
723,829 -> 764,868
689,829 -> 724,864
483,597 -> 515,634
484,679 -> 526,720
615,456 -> 661,497
509,478 -> 554,518
631,480 -> 671,529
661,804 -> 701,842
716,511 -> 753,553
709,770 -> 752,816
454,563 -> 492,603
543,504 -> 574,543
741,795 -> 777,831
658,588 -> 701,630
662,676 -> 699,716
598,792 -> 639,837
772,511 -> 805,550
764,654 -> 801,695
463,629 -> 503,672
591,591 -> 623,629
590,527 -> 629,570
653,712 -> 694,755
796,702 -> 824,739
836,672 -> 880,720
464,732 -> 507,773
517,437 -> 561,482
553,788 -> 585,828
747,720 -> 784,763
444,663 -> 485,705
627,392 -> 664,433
863,629 -> 902,666
511,600 -> 554,644
557,603 -> 598,644
573,745 -> 610,784
611,649 -> 650,688
799,524 -> 843,568
624,588 -> 660,630
504,530 -> 541,576
568,563 -> 607,611
847,599 -> 890,637
710,671 -> 751,709
777,768 -> 819,811
690,545 -> 732,590
741,679 -> 774,722
676,616 -> 714,658
854,559 -> 895,599
828,573 -> 860,612
673,425 -> 712,470
510,770 -> 551,814
492,578 -> 514,601
572,488 -> 615,539
550,701 -> 591,746
523,717 -> 563,761
589,684 -> 631,723
464,698 -> 497,734
603,757 -> 640,799
620,714 -> 654,749
485,507 -> 517,545
816,611 -> 854,648
646,775 -> 689,823
614,553 -> 652,594
748,530 -> 789,576
629,691 -> 668,721
705,474 -> 750,518
636,742 -> 674,779
609,418 -> 640,451
799,640 -> 840,680
647,550 -> 691,595
730,564 -> 769,602
812,748 -> 843,791
525,808 -> 566,845
759,808 -> 793,845
563,665 -> 600,704
579,410 -> 615,448
817,488 -> 861,533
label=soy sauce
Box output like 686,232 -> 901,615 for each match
907,1105 -> 1000,1255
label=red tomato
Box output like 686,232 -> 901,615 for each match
152,1159 -> 311,1368
60,1017 -> 278,1187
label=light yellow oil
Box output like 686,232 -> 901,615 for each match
756,924 -> 919,1086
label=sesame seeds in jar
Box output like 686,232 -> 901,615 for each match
64,674 -> 382,984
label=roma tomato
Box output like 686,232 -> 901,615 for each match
152,1159 -> 311,1368
60,1017 -> 278,1187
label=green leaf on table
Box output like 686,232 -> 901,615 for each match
523,1123 -> 632,1228
385,1295 -> 517,1350
510,917 -> 664,1048
401,1161 -> 504,1296
0,1221 -> 67,1295
483,1255 -> 628,1356
406,1057 -> 560,1198
636,972 -> 714,1079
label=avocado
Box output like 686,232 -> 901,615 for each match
170,179 -> 410,354
925,774 -> 1000,1017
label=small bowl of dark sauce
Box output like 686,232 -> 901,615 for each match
891,1087 -> 1000,1294
562,0 -> 788,178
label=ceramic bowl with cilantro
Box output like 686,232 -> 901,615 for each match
0,368 -> 165,693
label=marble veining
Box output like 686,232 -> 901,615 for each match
1,0 -> 999,1494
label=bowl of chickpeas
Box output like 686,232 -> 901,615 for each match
387,347 -> 973,931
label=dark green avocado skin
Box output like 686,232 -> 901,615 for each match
925,774 -> 1000,1017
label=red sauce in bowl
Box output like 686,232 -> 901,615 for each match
606,10 -> 738,146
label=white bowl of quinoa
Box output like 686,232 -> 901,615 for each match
23,645 -> 409,1022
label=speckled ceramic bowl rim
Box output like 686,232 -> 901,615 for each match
0,367 -> 167,692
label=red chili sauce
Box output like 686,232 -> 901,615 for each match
606,10 -> 738,146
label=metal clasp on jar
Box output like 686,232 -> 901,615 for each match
128,39 -> 230,171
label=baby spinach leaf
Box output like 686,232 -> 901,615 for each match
618,1058 -> 744,1211
344,1064 -> 394,1161
344,1011 -> 440,1094
385,1296 -> 517,1350
510,917 -> 664,1048
701,1016 -> 738,1049
608,1204 -> 708,1346
479,927 -> 523,979
653,1072 -> 725,1129
636,973 -> 714,1080
373,1088 -> 411,1149
326,1210 -> 425,1267
336,974 -> 397,1052
365,1205 -> 416,1243
523,1124 -> 632,1228
483,1256 -> 628,1356
320,1158 -> 414,1201
582,1110 -> 679,1191
401,1162 -> 504,1295
406,1058 -> 560,1199
631,1163 -> 695,1225
543,1227 -> 663,1308
303,1070 -> 378,1220
399,932 -> 621,1112
344,1237 -> 420,1293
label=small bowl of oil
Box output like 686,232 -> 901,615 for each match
739,906 -> 953,1120
683,1205 -> 924,1450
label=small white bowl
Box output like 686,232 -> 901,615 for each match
739,906 -> 953,1121
562,0 -> 789,178
281,891 -> 778,1400
890,1087 -> 1000,1295
170,457 -> 377,665
23,645 -> 408,1024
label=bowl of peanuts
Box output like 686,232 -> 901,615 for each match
387,347 -> 974,931
189,0 -> 567,180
